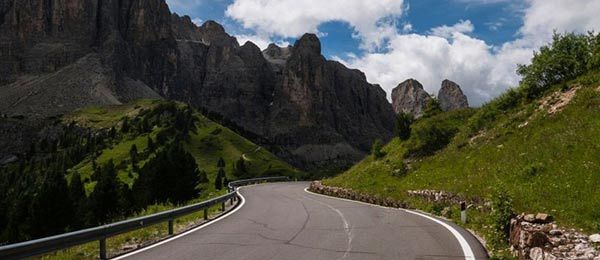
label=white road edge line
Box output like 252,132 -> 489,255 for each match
112,188 -> 247,260
304,187 -> 476,260
303,195 -> 353,260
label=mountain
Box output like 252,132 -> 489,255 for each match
391,79 -> 432,117
438,80 -> 469,112
0,1 -> 395,171
391,79 -> 469,117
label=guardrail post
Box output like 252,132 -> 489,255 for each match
221,201 -> 225,212
168,219 -> 174,235
99,238 -> 107,260
204,208 -> 208,220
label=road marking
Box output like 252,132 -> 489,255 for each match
303,196 -> 353,260
113,189 -> 247,260
304,188 -> 476,260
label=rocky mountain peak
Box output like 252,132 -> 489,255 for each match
438,79 -> 469,111
391,79 -> 432,118
294,33 -> 321,55
197,20 -> 238,47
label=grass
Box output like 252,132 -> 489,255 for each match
63,99 -> 160,129
38,191 -> 229,260
48,100 -> 303,258
324,71 -> 600,256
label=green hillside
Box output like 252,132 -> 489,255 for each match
65,99 -> 303,195
324,33 -> 600,256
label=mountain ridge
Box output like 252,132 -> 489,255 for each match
0,1 -> 394,172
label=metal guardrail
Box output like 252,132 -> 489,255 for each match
0,176 -> 290,260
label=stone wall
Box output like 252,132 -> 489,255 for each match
509,213 -> 600,259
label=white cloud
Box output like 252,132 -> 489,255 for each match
225,0 -> 404,51
429,20 -> 474,38
224,0 -> 600,106
191,18 -> 203,26
340,0 -> 600,106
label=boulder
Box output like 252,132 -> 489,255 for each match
590,234 -> 600,243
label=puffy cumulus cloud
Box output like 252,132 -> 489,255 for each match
341,31 -> 503,105
225,0 -> 404,50
341,0 -> 600,106
519,0 -> 600,46
429,20 -> 474,39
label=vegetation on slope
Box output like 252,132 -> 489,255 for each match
0,100 -> 301,244
324,32 -> 600,256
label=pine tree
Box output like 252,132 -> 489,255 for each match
215,168 -> 225,190
233,157 -> 247,178
87,160 -> 121,225
69,172 -> 87,229
121,117 -> 130,133
28,168 -> 74,238
147,137 -> 156,153
130,144 -> 138,170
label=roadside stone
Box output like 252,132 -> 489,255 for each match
529,247 -> 544,260
524,214 -> 536,222
590,234 -> 600,243
534,213 -> 552,223
527,232 -> 549,248
549,229 -> 562,236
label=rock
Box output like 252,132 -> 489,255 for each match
438,80 -> 469,111
0,2 -> 396,172
530,247 -> 544,260
524,214 -> 536,222
392,79 -> 432,117
527,232 -> 549,248
535,213 -> 553,223
441,207 -> 452,218
590,234 -> 600,243
549,229 -> 562,236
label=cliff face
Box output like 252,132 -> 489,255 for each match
438,80 -> 469,112
0,1 -> 395,171
0,0 -> 175,116
391,79 -> 432,118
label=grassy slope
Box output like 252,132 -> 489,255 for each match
65,99 -> 302,196
325,72 -> 600,235
43,100 -> 302,259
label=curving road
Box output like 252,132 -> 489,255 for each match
118,182 -> 488,260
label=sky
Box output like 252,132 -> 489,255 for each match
166,0 -> 600,106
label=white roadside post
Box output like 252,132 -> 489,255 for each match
460,201 -> 467,224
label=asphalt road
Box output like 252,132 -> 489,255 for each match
119,182 -> 488,260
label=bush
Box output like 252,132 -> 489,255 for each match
394,112 -> 414,141
406,122 -> 456,157
391,161 -> 408,178
490,189 -> 514,246
517,32 -> 596,99
371,139 -> 385,159
422,98 -> 442,119
522,163 -> 544,177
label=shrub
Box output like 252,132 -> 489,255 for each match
406,122 -> 456,157
391,161 -> 408,178
394,112 -> 414,141
422,98 -> 442,119
371,139 -> 385,159
490,189 -> 514,246
522,163 -> 544,177
517,32 -> 593,99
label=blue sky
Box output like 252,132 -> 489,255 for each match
168,0 -> 524,58
166,0 -> 600,105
